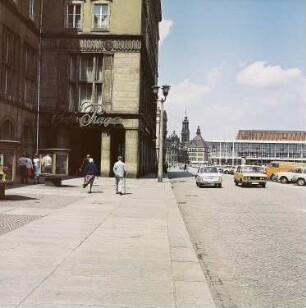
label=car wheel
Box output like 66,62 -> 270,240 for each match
196,182 -> 199,187
219,183 -> 222,188
297,178 -> 305,186
224,171 -> 229,174
234,180 -> 238,186
280,177 -> 288,184
270,174 -> 277,181
261,183 -> 266,188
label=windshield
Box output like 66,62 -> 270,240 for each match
198,167 -> 218,173
241,166 -> 263,173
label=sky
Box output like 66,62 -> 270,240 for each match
158,0 -> 306,141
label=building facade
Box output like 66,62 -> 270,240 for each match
188,126 -> 210,165
0,0 -> 42,181
209,130 -> 306,165
39,0 -> 162,177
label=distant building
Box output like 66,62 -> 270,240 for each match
188,126 -> 210,165
209,130 -> 306,165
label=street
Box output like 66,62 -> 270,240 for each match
169,168 -> 306,308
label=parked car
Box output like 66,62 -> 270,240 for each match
234,165 -> 268,187
264,161 -> 306,180
223,165 -> 235,174
292,172 -> 306,186
275,167 -> 306,184
195,166 -> 222,188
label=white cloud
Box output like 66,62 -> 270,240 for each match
165,63 -> 306,140
159,20 -> 173,46
237,61 -> 302,88
205,66 -> 224,87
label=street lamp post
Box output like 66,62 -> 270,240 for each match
152,85 -> 171,182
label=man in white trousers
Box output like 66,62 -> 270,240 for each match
113,156 -> 127,195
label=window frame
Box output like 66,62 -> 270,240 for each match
69,54 -> 104,113
91,2 -> 110,32
29,0 -> 35,20
65,1 -> 83,31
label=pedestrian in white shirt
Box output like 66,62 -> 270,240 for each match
113,156 -> 127,195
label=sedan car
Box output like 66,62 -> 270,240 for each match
292,173 -> 306,186
275,167 -> 306,184
234,165 -> 267,187
195,166 -> 222,188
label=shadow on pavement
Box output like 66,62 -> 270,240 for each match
168,171 -> 195,179
0,195 -> 38,201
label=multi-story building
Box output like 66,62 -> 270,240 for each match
0,0 -> 42,181
188,126 -> 210,165
209,130 -> 306,165
39,0 -> 162,177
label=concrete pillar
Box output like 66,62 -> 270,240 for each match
125,129 -> 139,178
101,130 -> 111,176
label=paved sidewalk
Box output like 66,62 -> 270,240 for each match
0,177 -> 215,308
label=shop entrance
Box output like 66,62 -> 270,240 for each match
69,128 -> 101,175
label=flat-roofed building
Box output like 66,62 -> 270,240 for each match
209,130 -> 306,165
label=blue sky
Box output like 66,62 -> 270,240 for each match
159,0 -> 306,140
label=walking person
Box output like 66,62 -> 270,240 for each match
79,154 -> 91,179
82,158 -> 98,194
25,154 -> 33,184
18,154 -> 27,184
32,154 -> 41,184
113,156 -> 127,195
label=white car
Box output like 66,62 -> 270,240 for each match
292,171 -> 306,186
275,167 -> 306,184
195,166 -> 223,188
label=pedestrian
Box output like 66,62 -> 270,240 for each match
32,154 -> 41,184
113,156 -> 127,195
25,154 -> 33,183
79,154 -> 91,178
18,154 -> 27,184
82,158 -> 98,194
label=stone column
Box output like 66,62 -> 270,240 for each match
125,129 -> 139,178
101,130 -> 111,176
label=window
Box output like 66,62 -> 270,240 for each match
29,0 -> 35,20
24,45 -> 38,109
2,27 -> 20,103
69,54 -> 104,112
66,3 -> 82,29
92,3 -> 109,30
0,120 -> 15,140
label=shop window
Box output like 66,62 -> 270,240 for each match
92,3 -> 110,31
66,2 -> 82,30
0,120 -> 15,140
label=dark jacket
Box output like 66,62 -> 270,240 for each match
85,162 -> 98,176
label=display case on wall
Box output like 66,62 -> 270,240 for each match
39,148 -> 70,176
0,141 -> 19,183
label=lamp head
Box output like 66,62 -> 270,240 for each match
161,85 -> 171,98
152,85 -> 160,96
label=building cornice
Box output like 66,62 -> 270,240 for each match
42,35 -> 142,53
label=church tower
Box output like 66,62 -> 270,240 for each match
181,114 -> 190,144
